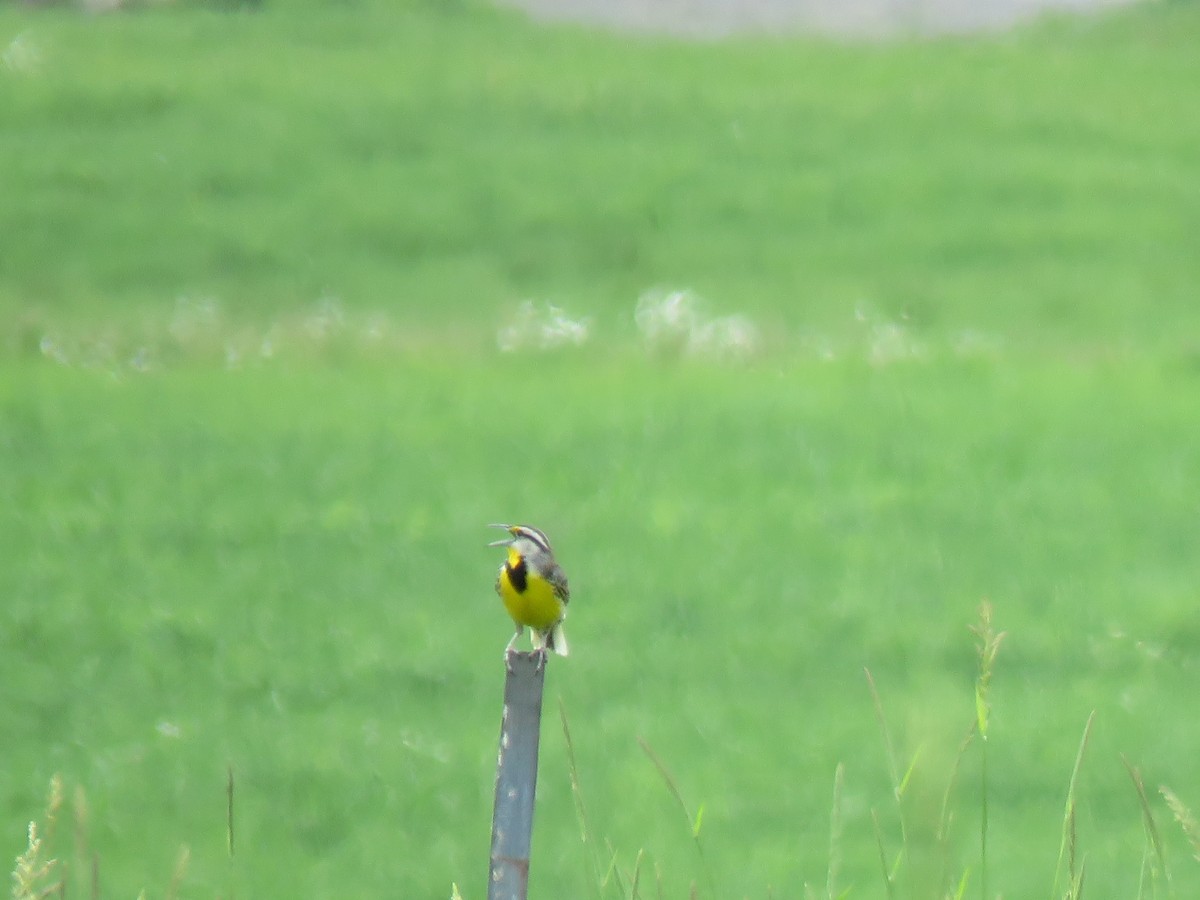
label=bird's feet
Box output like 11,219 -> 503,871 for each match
503,629 -> 522,672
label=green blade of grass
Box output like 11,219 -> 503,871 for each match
969,601 -> 1006,900
871,809 -> 897,900
638,737 -> 717,900
865,669 -> 905,805
865,668 -> 910,880
1123,755 -> 1172,896
1052,711 -> 1097,899
630,848 -> 644,900
952,866 -> 972,900
937,722 -> 977,894
559,700 -> 605,900
827,763 -> 845,900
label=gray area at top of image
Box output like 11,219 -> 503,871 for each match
495,0 -> 1143,39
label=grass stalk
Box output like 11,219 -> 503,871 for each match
560,700 -> 605,900
167,845 -> 191,900
602,841 -> 625,897
227,765 -> 236,859
827,763 -> 845,900
224,764 -> 237,900
11,776 -> 64,900
630,849 -> 645,900
937,722 -> 977,896
1160,787 -> 1200,863
951,867 -> 972,899
969,601 -> 1006,900
1051,711 -> 1096,899
870,809 -> 897,900
1124,755 -> 1172,898
865,667 -> 912,876
979,740 -> 990,900
638,736 -> 717,900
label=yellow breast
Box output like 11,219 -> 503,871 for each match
498,550 -> 563,631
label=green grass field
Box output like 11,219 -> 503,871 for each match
3,1 -> 1200,897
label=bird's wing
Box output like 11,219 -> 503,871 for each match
547,563 -> 570,605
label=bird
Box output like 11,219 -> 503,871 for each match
489,523 -> 570,658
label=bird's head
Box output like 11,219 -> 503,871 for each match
489,523 -> 553,557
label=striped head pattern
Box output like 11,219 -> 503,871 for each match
488,523 -> 555,561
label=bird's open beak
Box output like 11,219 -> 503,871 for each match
488,523 -> 513,546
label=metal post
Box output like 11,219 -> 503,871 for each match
488,651 -> 547,900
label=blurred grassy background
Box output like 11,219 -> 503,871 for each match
3,0 -> 1198,348
2,1 -> 1199,897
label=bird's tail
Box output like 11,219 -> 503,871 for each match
545,621 -> 569,657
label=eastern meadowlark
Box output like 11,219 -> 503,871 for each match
489,523 -> 570,657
